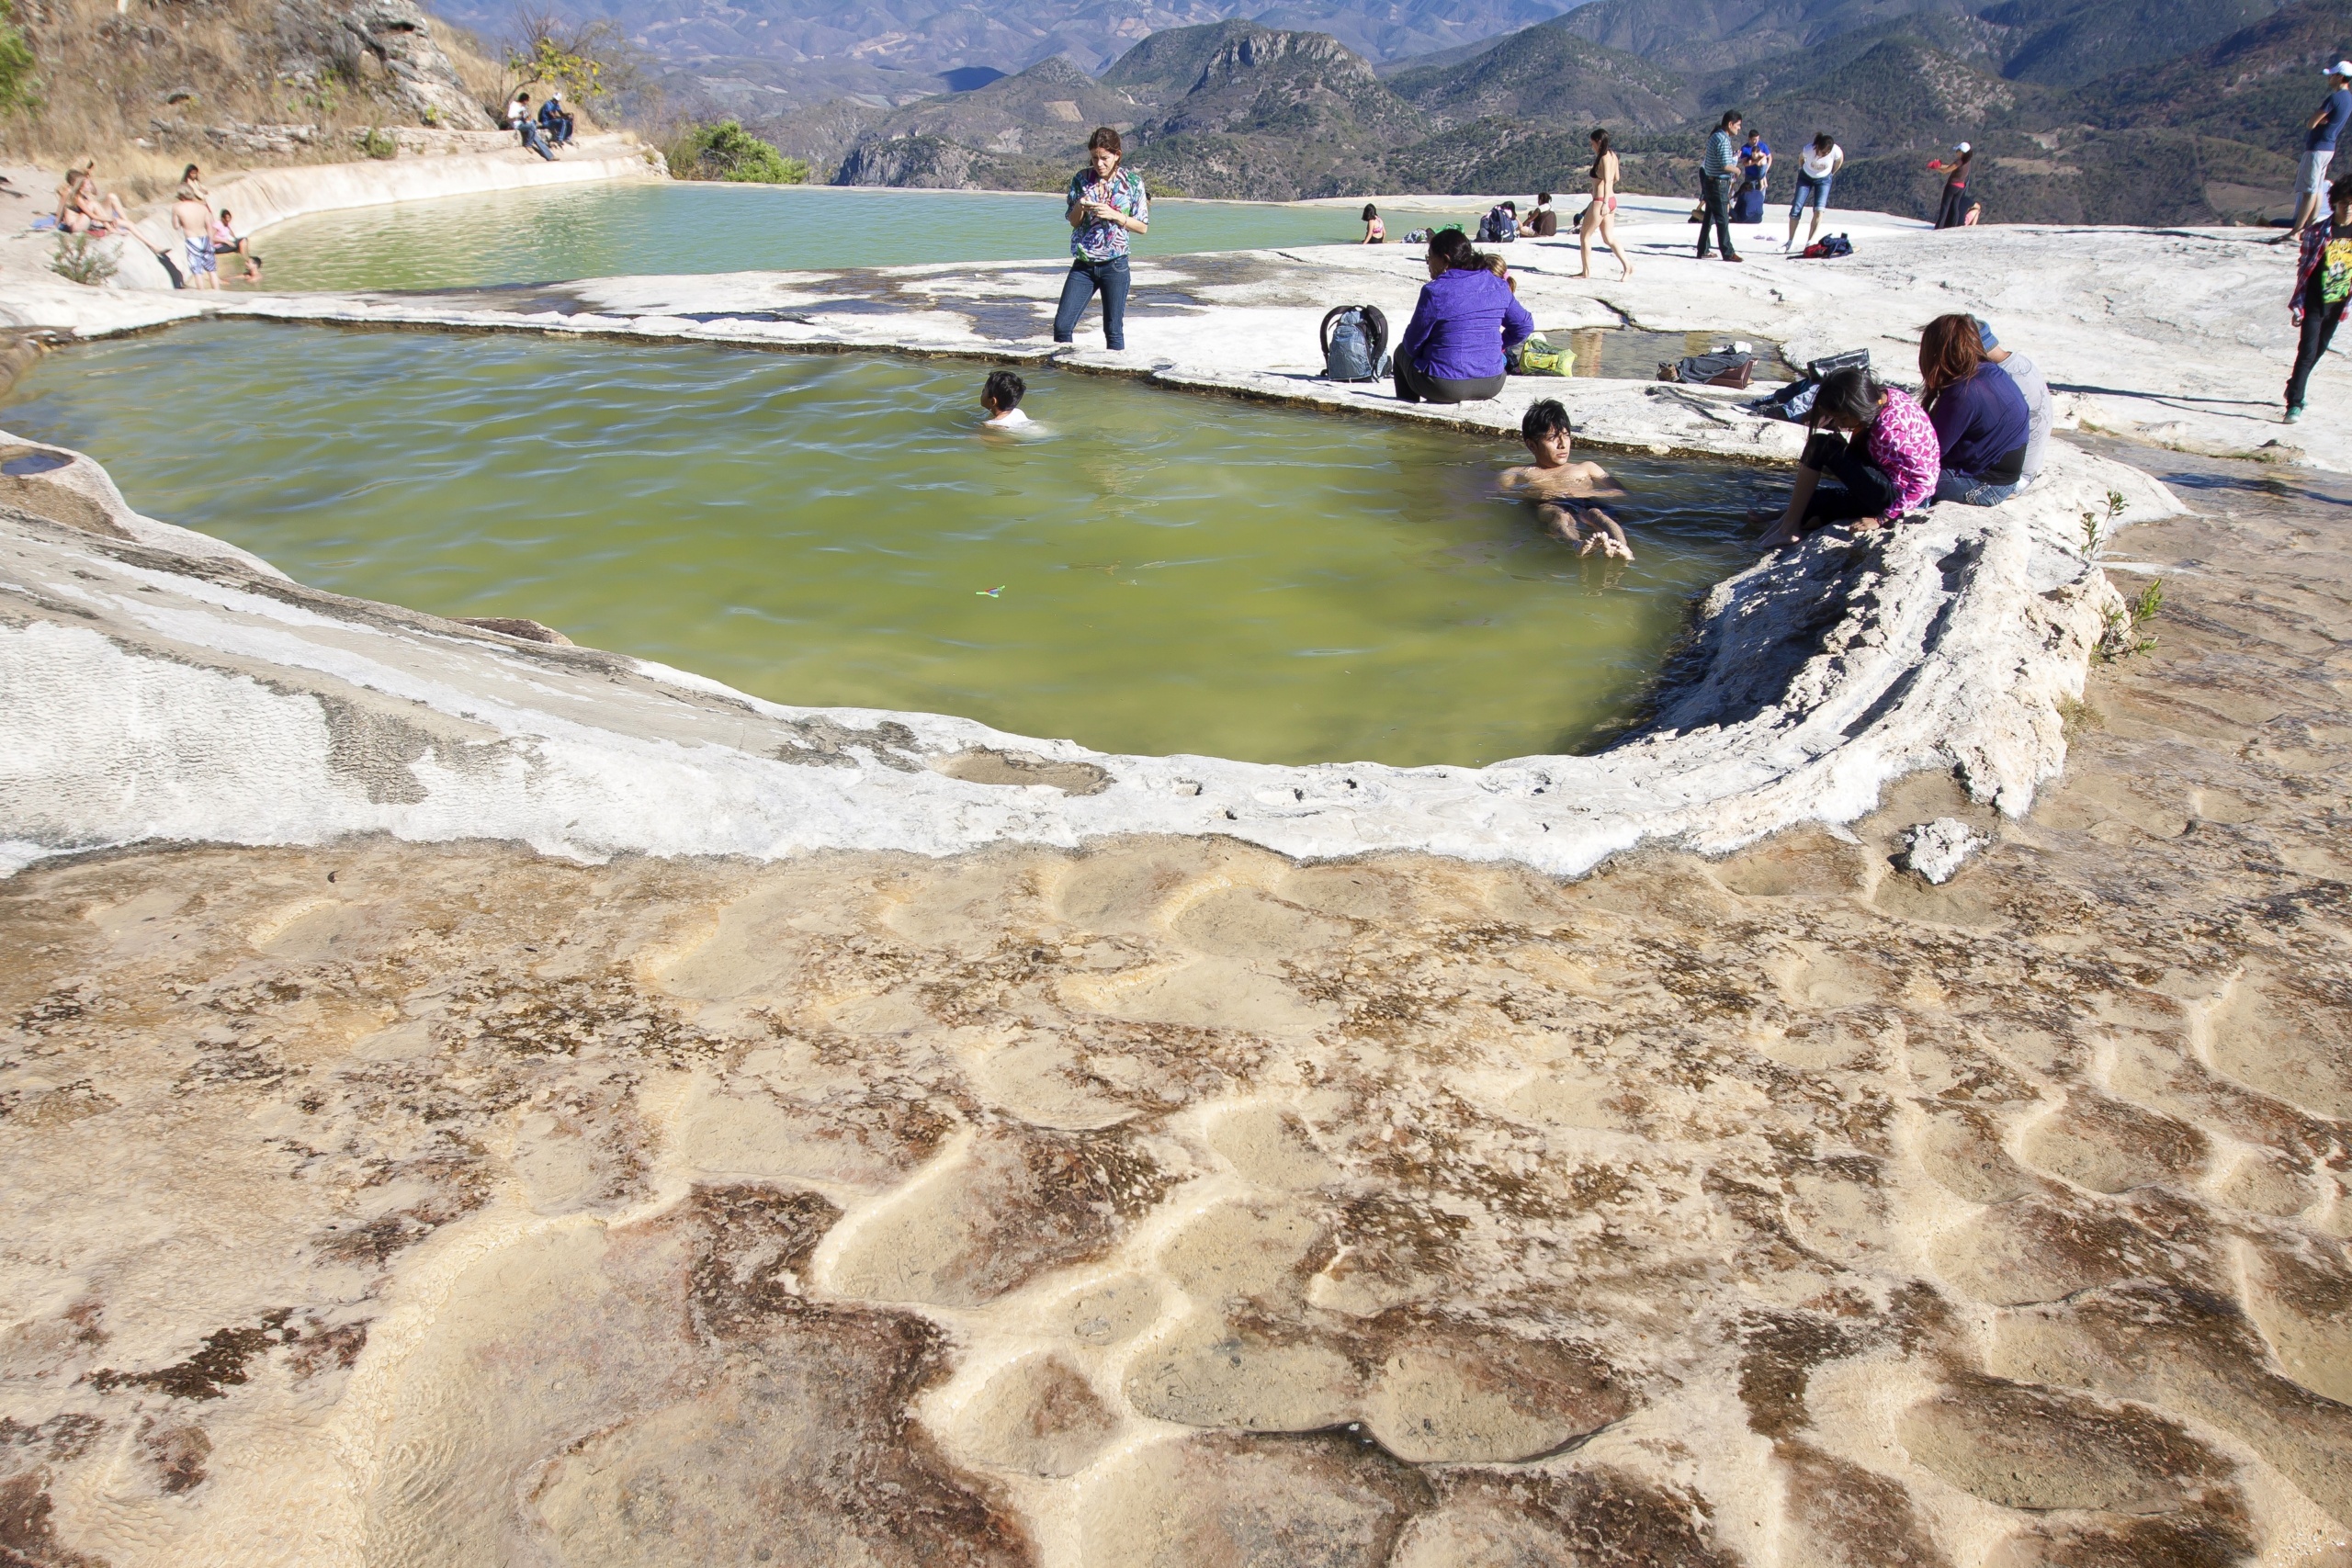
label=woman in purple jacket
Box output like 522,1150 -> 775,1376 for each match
1394,229 -> 1534,404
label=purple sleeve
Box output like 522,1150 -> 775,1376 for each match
1397,281 -> 1438,363
1500,286 -> 1535,349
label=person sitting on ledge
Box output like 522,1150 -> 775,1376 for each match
509,95 -> 556,160
1394,228 -> 1532,406
979,368 -> 1033,431
212,209 -> 261,284
1919,312 -> 2030,505
1500,399 -> 1633,558
1760,366 -> 1939,547
1361,203 -> 1385,243
538,93 -> 575,148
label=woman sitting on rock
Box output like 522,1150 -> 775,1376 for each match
1394,228 -> 1533,405
1760,366 -> 1939,547
1918,312 -> 2031,505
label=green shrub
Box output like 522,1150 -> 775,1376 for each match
0,1 -> 34,117
359,125 -> 399,159
668,120 -> 808,185
51,233 -> 116,287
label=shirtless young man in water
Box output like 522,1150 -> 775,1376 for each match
1498,399 -> 1633,559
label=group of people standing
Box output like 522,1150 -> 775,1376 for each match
1688,112 -> 1849,261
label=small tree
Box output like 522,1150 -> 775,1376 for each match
505,5 -> 640,105
0,0 -> 35,118
668,120 -> 808,184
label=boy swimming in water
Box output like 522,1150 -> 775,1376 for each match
1498,399 -> 1633,559
980,369 -> 1033,430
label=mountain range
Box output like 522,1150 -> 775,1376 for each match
731,0 -> 2346,223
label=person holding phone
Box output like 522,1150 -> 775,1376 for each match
1055,127 -> 1149,352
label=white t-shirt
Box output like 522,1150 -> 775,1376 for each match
1800,144 -> 1843,179
1993,351 -> 2052,483
983,407 -> 1033,429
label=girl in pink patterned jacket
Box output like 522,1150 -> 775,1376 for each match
1762,367 -> 1940,547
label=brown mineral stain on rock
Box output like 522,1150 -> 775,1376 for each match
824,1124 -> 1177,1307
1077,1432 -> 1430,1568
941,1353 -> 1121,1478
1898,1381 -> 2233,1513
5,442 -> 2351,1565
2018,1092 -> 2211,1194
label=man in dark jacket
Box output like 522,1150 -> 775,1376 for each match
1698,111 -> 1743,263
537,93 -> 575,148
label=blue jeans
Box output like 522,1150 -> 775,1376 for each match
1053,254 -> 1130,350
519,124 -> 554,161
1791,173 -> 1832,214
1934,468 -> 2019,506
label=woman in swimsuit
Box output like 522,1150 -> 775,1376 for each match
1577,127 -> 1633,281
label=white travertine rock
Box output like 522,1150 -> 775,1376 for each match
1901,818 -> 1985,885
0,187 -> 2211,877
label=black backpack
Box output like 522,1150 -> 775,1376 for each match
1319,305 -> 1391,381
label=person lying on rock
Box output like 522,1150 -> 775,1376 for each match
57,167 -> 127,236
979,369 -> 1034,431
1499,399 -> 1633,559
1760,367 -> 1939,548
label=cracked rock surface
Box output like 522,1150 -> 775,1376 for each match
1,442 -> 2348,1564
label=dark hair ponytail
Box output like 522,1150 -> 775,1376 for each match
1428,228 -> 1480,270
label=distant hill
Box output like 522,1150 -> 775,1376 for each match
758,0 -> 2347,222
1557,0 -> 1984,73
1126,23 -> 1430,196
2068,0 -> 2352,142
1384,14 -> 1695,130
422,0 -> 1577,121
1990,0 -> 2288,85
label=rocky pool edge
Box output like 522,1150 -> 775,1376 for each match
0,397 -> 2178,879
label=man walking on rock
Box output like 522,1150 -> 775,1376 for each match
2287,61 -> 2352,241
1698,111 -> 1744,263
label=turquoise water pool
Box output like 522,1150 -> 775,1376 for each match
254,183 -> 1479,291
6,321 -> 1768,765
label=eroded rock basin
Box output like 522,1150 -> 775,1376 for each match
3,441 -> 2348,1566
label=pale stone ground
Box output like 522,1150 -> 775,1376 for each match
2,440 -> 2348,1567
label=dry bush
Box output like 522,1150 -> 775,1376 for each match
4,0 -> 494,181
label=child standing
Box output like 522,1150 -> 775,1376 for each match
1499,400 -> 1633,558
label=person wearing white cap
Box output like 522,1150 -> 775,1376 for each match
537,90 -> 574,149
2287,62 -> 2352,241
1928,142 -> 1973,230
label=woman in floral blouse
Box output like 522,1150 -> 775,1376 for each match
1761,367 -> 1940,547
1054,127 -> 1149,352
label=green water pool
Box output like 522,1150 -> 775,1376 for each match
6,321 -> 1767,765
251,183 -> 1480,292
